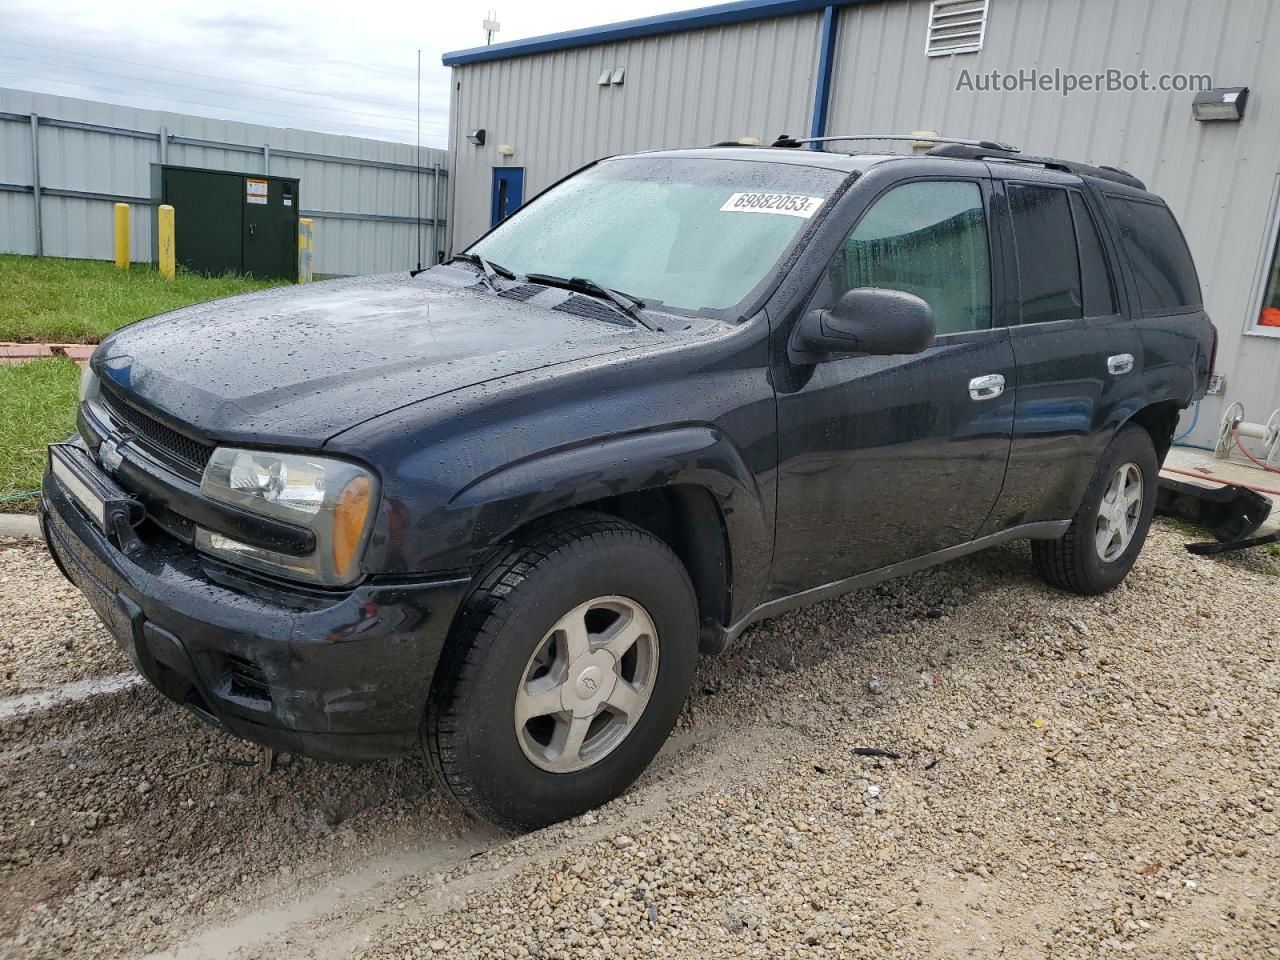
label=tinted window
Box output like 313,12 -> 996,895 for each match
1008,184 -> 1082,324
1107,197 -> 1202,313
825,180 -> 991,335
1070,193 -> 1117,316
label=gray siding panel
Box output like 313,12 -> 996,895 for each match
0,87 -> 447,277
447,13 -> 823,249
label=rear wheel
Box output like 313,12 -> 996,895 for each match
1033,425 -> 1158,595
424,512 -> 698,830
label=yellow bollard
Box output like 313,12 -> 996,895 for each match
113,203 -> 129,269
297,217 -> 314,283
157,204 -> 175,279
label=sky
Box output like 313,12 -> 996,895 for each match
0,0 -> 697,148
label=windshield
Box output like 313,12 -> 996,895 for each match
467,157 -> 845,315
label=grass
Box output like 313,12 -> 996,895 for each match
0,358 -> 81,510
0,255 -> 286,343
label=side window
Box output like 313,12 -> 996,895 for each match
1069,193 -> 1117,316
825,180 -> 991,335
1106,197 -> 1202,314
1007,184 -> 1082,324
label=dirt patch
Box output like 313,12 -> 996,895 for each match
0,525 -> 1276,958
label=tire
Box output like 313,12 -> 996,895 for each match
423,511 -> 699,830
1032,424 -> 1159,596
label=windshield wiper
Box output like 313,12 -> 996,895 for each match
523,273 -> 659,331
450,253 -> 515,290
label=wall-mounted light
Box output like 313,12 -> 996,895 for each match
1192,87 -> 1248,122
597,67 -> 626,86
466,128 -> 486,145
496,144 -> 515,157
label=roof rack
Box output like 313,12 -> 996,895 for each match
925,142 -> 1146,190
771,133 -> 1019,152
767,133 -> 1147,192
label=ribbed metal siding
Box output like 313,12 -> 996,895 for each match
825,0 -> 1280,443
447,12 -> 823,249
0,87 -> 447,277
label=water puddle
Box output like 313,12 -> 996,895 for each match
0,671 -> 144,720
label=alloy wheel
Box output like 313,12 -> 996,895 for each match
514,596 -> 659,773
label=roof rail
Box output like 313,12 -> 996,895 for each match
925,142 -> 1146,190
772,133 -> 1019,151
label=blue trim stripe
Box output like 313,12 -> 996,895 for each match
442,0 -> 870,66
808,5 -> 839,146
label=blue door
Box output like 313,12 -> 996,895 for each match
491,167 -> 525,227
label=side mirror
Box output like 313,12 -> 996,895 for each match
790,287 -> 936,362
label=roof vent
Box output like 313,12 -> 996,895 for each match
926,0 -> 989,56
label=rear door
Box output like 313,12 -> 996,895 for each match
770,174 -> 1016,597
985,166 -> 1144,531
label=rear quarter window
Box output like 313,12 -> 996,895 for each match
1106,197 -> 1202,314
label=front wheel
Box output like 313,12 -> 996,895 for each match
424,512 -> 699,830
1033,424 -> 1159,595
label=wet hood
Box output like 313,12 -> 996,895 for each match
94,271 -> 658,447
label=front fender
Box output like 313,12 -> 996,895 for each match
450,425 -> 771,618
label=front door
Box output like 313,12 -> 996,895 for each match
491,167 -> 525,227
770,177 -> 1016,598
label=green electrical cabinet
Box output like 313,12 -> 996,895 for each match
151,164 -> 300,281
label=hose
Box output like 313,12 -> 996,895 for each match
1161,465 -> 1280,498
1233,428 -> 1280,475
0,491 -> 39,503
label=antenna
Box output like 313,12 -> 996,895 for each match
412,48 -> 424,276
483,11 -> 501,45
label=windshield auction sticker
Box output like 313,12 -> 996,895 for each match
720,192 -> 824,218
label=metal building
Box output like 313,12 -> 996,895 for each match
1,87 -> 448,277
441,0 -> 1280,449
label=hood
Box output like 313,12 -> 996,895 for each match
94,271 -> 658,446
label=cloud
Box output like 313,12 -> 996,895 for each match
0,0 -> 696,145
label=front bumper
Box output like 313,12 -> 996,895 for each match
41,461 -> 470,761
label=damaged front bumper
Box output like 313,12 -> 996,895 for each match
40,464 -> 470,761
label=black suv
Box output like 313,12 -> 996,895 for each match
42,137 -> 1215,829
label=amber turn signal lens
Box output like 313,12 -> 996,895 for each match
332,474 -> 373,579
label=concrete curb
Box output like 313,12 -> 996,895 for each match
0,513 -> 42,539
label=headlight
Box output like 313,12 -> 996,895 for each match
79,366 -> 100,404
197,448 -> 379,586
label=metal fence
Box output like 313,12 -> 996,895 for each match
0,88 -> 447,277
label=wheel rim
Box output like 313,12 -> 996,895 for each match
1095,461 -> 1143,563
514,596 -> 659,774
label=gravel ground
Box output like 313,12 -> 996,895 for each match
0,523 -> 1276,959
0,537 -> 118,696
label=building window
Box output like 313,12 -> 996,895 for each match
1259,217 -> 1280,330
926,0 -> 990,57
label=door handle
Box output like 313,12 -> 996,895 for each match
968,374 -> 1005,401
1107,353 -> 1134,375
248,224 -> 256,238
